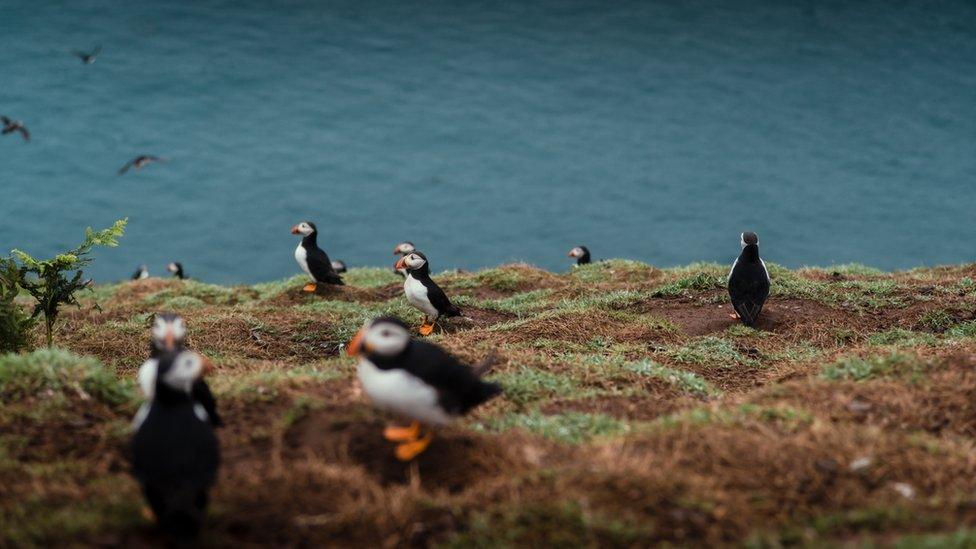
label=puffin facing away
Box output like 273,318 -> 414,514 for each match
167,262 -> 185,279
567,245 -> 591,265
119,155 -> 165,175
393,241 -> 416,277
130,350 -> 220,543
143,313 -> 222,427
291,221 -> 344,291
347,317 -> 502,461
132,265 -> 149,280
728,232 -> 770,326
395,251 -> 460,336
1,116 -> 30,142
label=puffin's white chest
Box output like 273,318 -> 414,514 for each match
404,274 -> 439,317
357,359 -> 452,425
294,244 -> 312,279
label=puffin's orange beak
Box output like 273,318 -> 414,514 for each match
201,357 -> 214,376
347,328 -> 365,357
290,225 -> 301,234
394,257 -> 406,271
164,330 -> 175,350
567,251 -> 575,257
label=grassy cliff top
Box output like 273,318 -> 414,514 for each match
4,261 -> 976,546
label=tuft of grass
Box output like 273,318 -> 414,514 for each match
948,321 -> 976,338
0,349 -> 134,406
251,274 -> 309,300
491,367 -> 581,408
480,289 -> 553,316
624,359 -> 719,396
340,267 -> 401,288
476,411 -> 627,443
891,528 -> 976,548
867,329 -> 939,347
555,290 -> 649,312
664,337 -> 756,368
143,280 -> 252,307
825,263 -> 886,276
917,309 -> 954,332
821,352 -> 930,382
475,268 -> 524,292
652,272 -> 725,298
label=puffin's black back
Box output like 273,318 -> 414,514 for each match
302,229 -> 345,285
728,244 -> 770,326
131,359 -> 220,541
371,339 -> 501,414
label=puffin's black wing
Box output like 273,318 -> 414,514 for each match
402,341 -> 501,414
192,380 -> 222,427
131,403 -> 219,541
424,278 -> 460,317
305,246 -> 344,285
16,126 -> 29,142
728,258 -> 770,326
119,159 -> 136,175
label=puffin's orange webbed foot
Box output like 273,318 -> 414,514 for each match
395,432 -> 433,461
303,283 -> 317,293
384,421 -> 421,442
419,322 -> 435,336
141,506 -> 155,521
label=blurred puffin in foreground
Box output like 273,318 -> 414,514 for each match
393,241 -> 416,277
395,250 -> 460,336
347,317 -> 501,460
567,245 -> 591,266
143,313 -> 222,427
167,262 -> 185,279
291,221 -> 344,291
131,350 -> 220,543
132,265 -> 149,280
728,231 -> 770,326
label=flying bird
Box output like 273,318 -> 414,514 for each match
1,116 -> 29,142
119,155 -> 165,175
72,45 -> 102,64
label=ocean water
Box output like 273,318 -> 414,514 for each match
1,0 -> 974,284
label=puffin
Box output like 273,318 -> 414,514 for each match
119,155 -> 165,175
72,45 -> 102,64
347,317 -> 502,461
1,116 -> 29,142
167,262 -> 185,279
131,350 -> 220,542
727,231 -> 770,326
142,313 -> 222,427
395,250 -> 460,336
331,260 -> 348,274
567,245 -> 591,265
291,221 -> 344,291
132,265 -> 149,280
393,241 -> 416,277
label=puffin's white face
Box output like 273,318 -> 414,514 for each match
152,314 -> 187,349
394,242 -> 416,255
291,222 -> 314,237
161,351 -> 206,393
568,246 -> 585,258
167,262 -> 178,273
402,253 -> 426,270
362,321 -> 410,357
740,233 -> 746,250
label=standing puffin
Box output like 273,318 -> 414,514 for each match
131,350 -> 220,542
291,221 -> 344,291
167,262 -> 185,279
395,251 -> 460,336
347,317 -> 502,461
728,231 -> 770,326
142,313 -> 223,427
567,245 -> 591,265
393,241 -> 416,277
132,265 -> 149,280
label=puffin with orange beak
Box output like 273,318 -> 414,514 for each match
291,221 -> 344,292
567,245 -> 591,265
347,317 -> 501,461
395,250 -> 460,336
140,313 -> 222,427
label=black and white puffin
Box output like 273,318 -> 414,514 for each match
727,231 -> 770,326
331,260 -> 348,274
72,45 -> 102,64
167,262 -> 185,279
394,251 -> 460,336
1,116 -> 29,142
393,241 -> 416,277
142,313 -> 222,427
132,264 -> 149,280
291,221 -> 344,291
118,155 -> 164,175
347,317 -> 502,461
130,350 -> 220,542
567,245 -> 591,265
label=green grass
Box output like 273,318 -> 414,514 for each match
867,329 -> 940,347
624,359 -> 719,396
664,336 -> 757,368
478,289 -> 553,316
570,259 -> 653,283
490,367 -> 582,408
917,309 -> 955,332
340,267 -> 401,288
652,272 -> 725,298
821,352 -> 930,382
0,349 -> 134,406
475,411 -> 628,443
